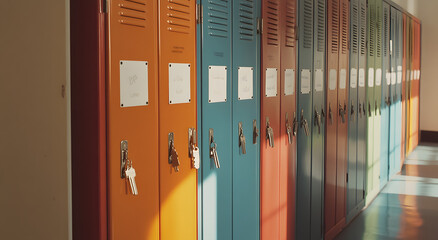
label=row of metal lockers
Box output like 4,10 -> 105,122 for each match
71,0 -> 421,239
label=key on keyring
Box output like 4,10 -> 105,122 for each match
125,166 -> 138,195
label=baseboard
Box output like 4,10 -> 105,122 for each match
420,131 -> 438,143
325,218 -> 346,240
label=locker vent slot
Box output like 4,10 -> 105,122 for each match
383,7 -> 388,57
330,0 -> 339,54
369,6 -> 375,57
351,3 -> 358,54
239,0 -> 255,41
360,3 -> 366,56
303,0 -> 313,49
118,0 -> 147,28
207,0 -> 229,38
316,0 -> 325,52
341,1 -> 348,54
376,5 -> 382,58
167,0 -> 191,34
266,0 -> 279,46
285,0 -> 296,47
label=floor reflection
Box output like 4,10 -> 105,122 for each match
336,143 -> 438,240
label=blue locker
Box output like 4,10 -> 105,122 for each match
394,9 -> 403,174
311,0 -> 326,239
296,0 -> 315,239
197,1 -> 233,239
380,2 -> 390,187
231,0 -> 261,239
197,0 -> 261,239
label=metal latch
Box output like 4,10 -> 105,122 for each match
168,133 -> 180,172
286,113 -> 293,144
266,117 -> 274,148
300,109 -> 310,136
238,122 -> 247,154
253,119 -> 259,144
209,129 -> 220,168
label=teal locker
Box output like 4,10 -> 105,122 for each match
380,2 -> 390,187
389,6 -> 397,181
196,0 -> 261,239
394,9 -> 403,175
296,0 -> 315,239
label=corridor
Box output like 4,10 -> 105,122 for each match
337,143 -> 438,239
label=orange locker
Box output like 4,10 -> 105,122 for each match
279,0 -> 297,239
261,0 -> 281,239
106,0 -> 160,239
158,1 -> 198,239
411,19 -> 420,149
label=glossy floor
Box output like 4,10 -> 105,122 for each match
336,143 -> 438,240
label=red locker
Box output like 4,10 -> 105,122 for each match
325,0 -> 349,239
158,0 -> 198,239
261,0 -> 281,239
279,0 -> 297,239
324,0 -> 340,238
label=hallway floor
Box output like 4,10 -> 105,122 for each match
336,143 -> 438,240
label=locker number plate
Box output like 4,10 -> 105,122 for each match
120,60 -> 149,107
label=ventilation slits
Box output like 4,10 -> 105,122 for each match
369,6 -> 375,57
331,0 -> 339,54
266,0 -> 280,46
239,0 -> 255,41
285,0 -> 296,47
352,3 -> 358,54
383,7 -> 388,57
303,0 -> 313,49
341,1 -> 348,54
207,0 -> 229,38
166,0 -> 191,34
360,3 -> 366,55
316,0 -> 325,52
118,0 -> 147,28
376,5 -> 382,58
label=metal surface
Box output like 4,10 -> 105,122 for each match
158,0 -> 198,238
107,0 -> 160,239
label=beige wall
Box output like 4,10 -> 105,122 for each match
0,0 -> 71,239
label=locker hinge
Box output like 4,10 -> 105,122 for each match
257,18 -> 263,34
346,173 -> 349,183
196,4 -> 202,24
102,0 -> 108,13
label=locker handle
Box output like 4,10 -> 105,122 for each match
300,109 -> 310,136
238,122 -> 247,154
328,104 -> 333,125
359,103 -> 362,118
292,112 -> 298,137
253,119 -> 259,144
209,129 -> 220,169
168,133 -> 180,172
363,101 -> 366,116
351,102 -> 355,122
286,113 -> 293,144
339,104 -> 346,123
314,109 -> 322,134
266,117 -> 274,148
368,102 -> 371,117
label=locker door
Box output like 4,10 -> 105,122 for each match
373,0 -> 382,191
106,0 -> 159,239
356,0 -> 367,213
324,0 -> 340,238
296,0 -> 314,239
389,7 -> 397,181
366,0 -> 376,203
311,0 -> 326,239
232,0 -> 261,239
406,17 -> 412,154
346,0 -> 360,223
336,0 -> 349,229
261,0 -> 281,239
158,1 -> 197,239
411,19 -> 419,150
401,14 -> 407,165
395,10 -> 404,173
197,1 -> 233,240
380,2 -> 390,185
279,0 -> 297,239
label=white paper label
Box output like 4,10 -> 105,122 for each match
375,68 -> 382,86
265,68 -> 278,97
359,68 -> 365,87
350,68 -> 358,88
301,69 -> 311,94
340,69 -> 347,89
284,69 -> 295,95
169,63 -> 191,104
368,68 -> 374,87
315,69 -> 323,92
120,60 -> 149,107
238,67 -> 254,100
329,69 -> 337,90
386,71 -> 391,86
397,66 -> 402,84
208,66 -> 227,103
